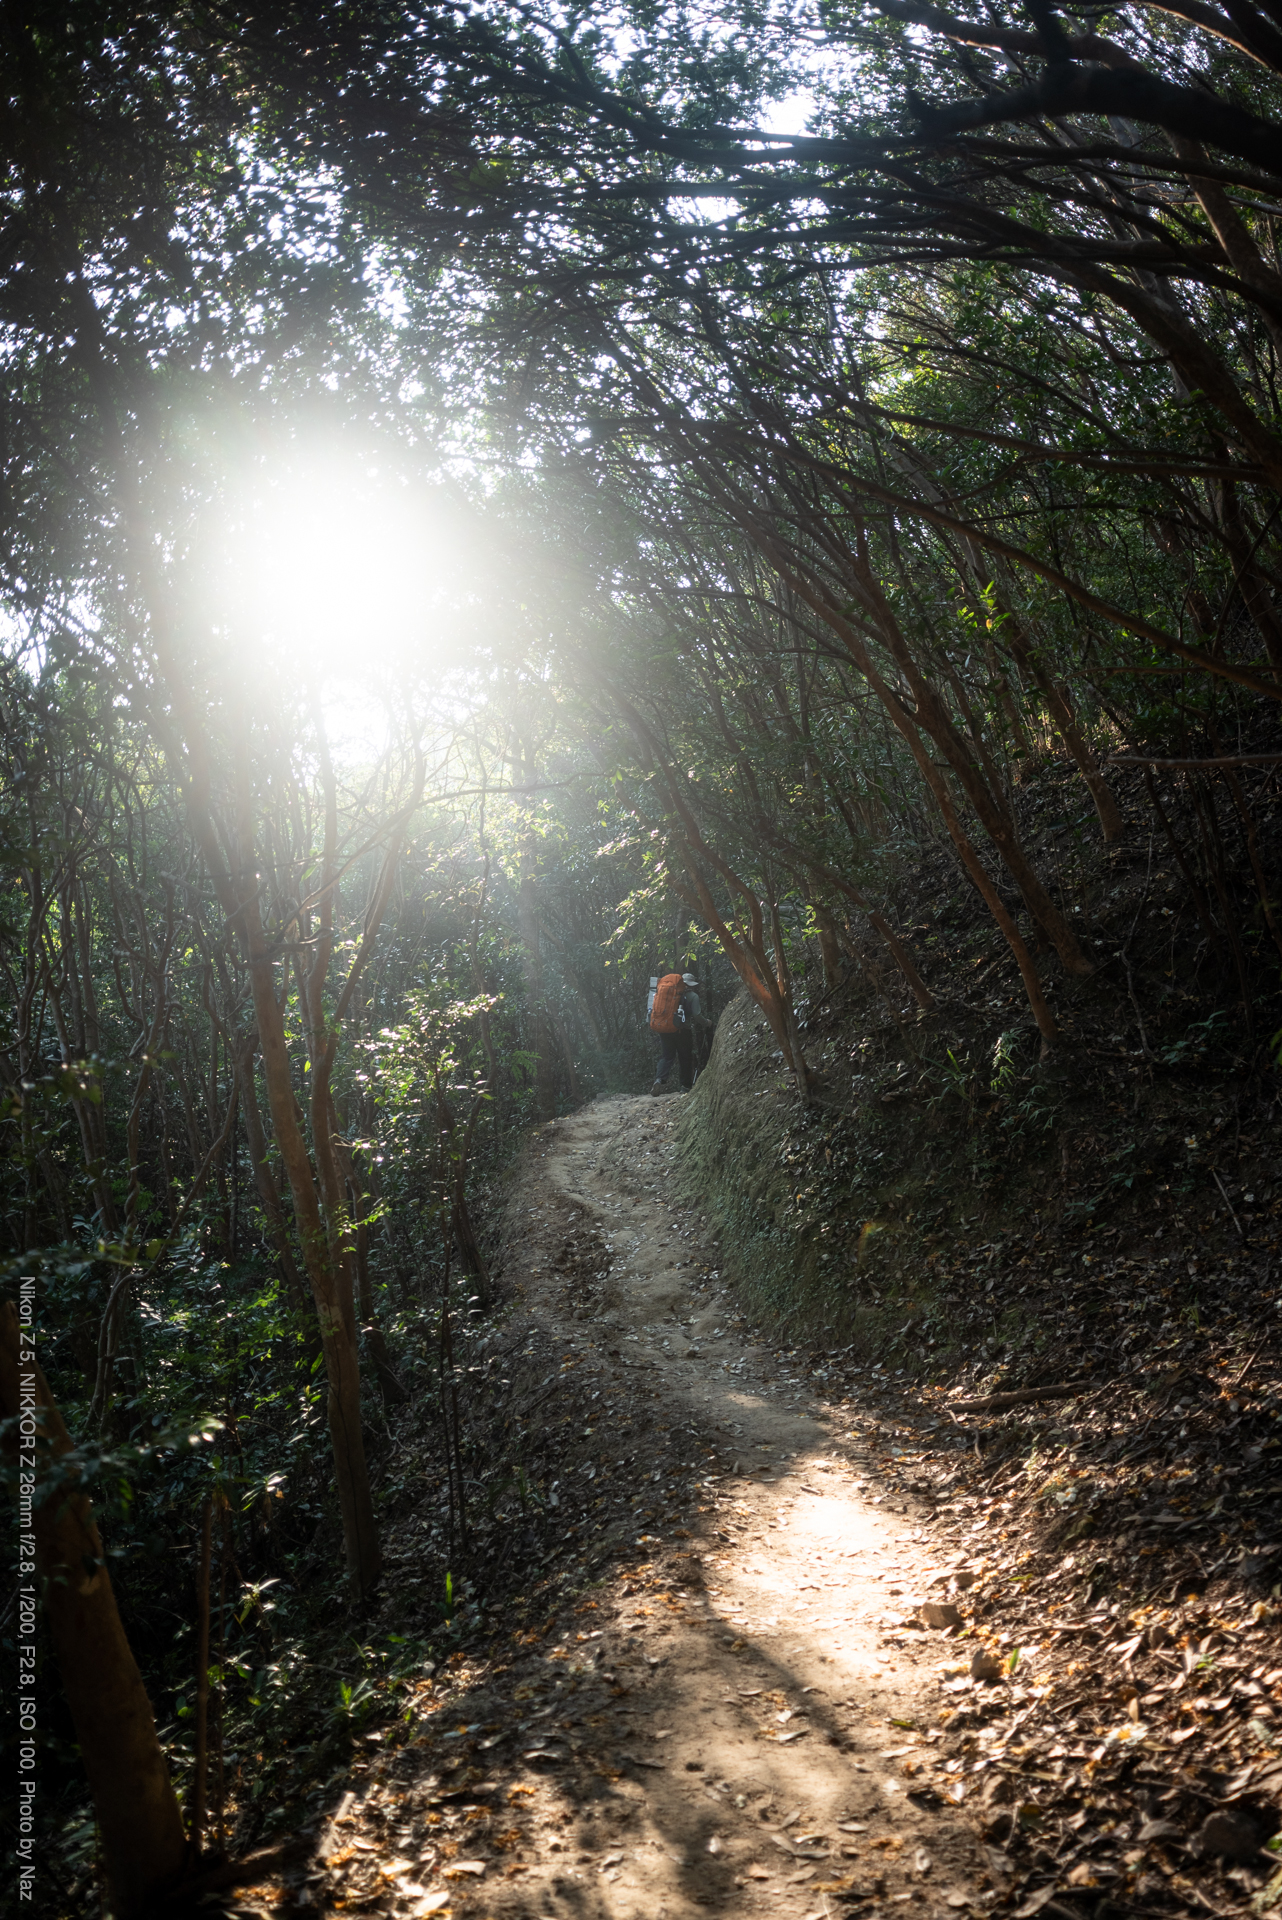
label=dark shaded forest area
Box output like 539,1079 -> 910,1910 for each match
1,1 -> 1280,1915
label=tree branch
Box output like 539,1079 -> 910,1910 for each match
910,62 -> 1282,175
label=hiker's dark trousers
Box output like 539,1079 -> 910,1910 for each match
654,1029 -> 694,1090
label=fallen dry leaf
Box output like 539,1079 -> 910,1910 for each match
1014,1886 -> 1059,1918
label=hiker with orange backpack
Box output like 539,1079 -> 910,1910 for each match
647,968 -> 699,1095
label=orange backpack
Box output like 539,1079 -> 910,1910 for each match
649,973 -> 685,1033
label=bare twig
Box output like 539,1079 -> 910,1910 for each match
1212,1165 -> 1247,1240
1229,1339 -> 1270,1391
949,1382 -> 1089,1413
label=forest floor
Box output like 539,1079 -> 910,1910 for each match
222,1087 -> 1282,1920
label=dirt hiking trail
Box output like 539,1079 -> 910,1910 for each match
280,1090 -> 1015,1920
469,1091 -> 986,1918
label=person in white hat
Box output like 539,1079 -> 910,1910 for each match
676,973 -> 702,1089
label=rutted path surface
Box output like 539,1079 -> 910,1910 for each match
484,1092 -> 986,1919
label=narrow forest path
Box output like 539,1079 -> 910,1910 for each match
468,1090 -> 986,1919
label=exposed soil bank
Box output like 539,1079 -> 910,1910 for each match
677,740 -> 1282,1378
676,966 -> 1281,1378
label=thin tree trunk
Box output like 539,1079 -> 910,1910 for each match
468,847 -> 501,1104
810,899 -> 844,988
673,854 -> 812,1100
548,1008 -> 581,1104
191,1495 -> 213,1860
907,741 -> 1060,1048
1218,762 -> 1282,963
334,1132 -> 411,1402
242,918 -> 381,1596
518,866 -> 556,1119
515,743 -> 556,1118
998,616 -> 1127,841
1142,767 -> 1220,943
236,1042 -> 310,1315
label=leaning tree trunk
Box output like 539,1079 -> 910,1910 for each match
236,1040 -> 311,1316
221,726 -> 386,1601
0,1300 -> 187,1916
243,907 -> 382,1599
